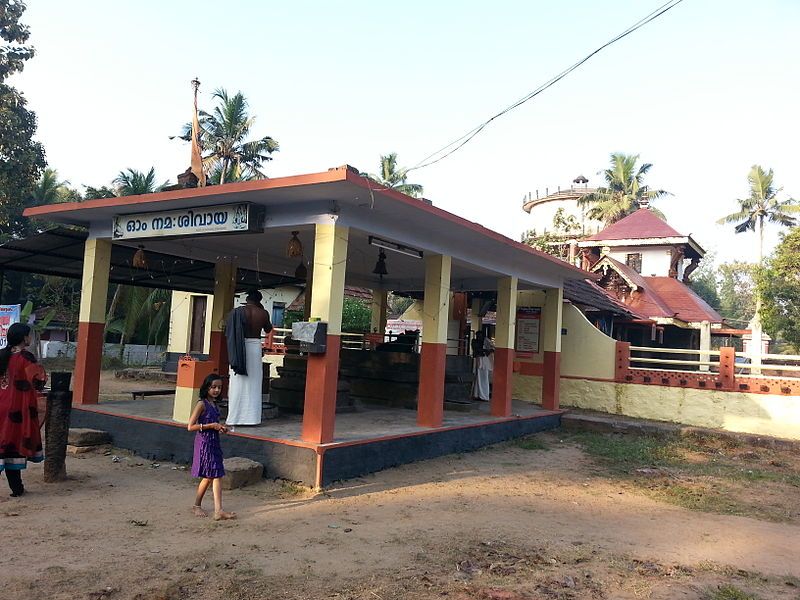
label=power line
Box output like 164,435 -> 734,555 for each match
408,0 -> 687,172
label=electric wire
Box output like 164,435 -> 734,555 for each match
408,0 -> 687,172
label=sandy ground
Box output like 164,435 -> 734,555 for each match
1,432 -> 798,600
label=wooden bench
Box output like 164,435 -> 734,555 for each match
130,389 -> 174,401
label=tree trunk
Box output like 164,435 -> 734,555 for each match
43,384 -> 73,483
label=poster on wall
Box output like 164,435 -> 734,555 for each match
515,307 -> 541,354
0,304 -> 21,349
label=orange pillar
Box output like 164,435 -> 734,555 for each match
719,346 -> 735,391
73,238 -> 111,405
417,254 -> 451,427
301,223 -> 348,444
491,276 -> 517,417
541,286 -> 563,411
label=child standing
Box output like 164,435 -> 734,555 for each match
188,374 -> 235,520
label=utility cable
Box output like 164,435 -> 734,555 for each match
408,0 -> 687,172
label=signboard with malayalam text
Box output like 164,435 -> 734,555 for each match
0,304 -> 21,349
515,307 -> 541,354
112,203 -> 262,240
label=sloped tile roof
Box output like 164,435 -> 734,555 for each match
585,208 -> 682,241
563,278 -> 642,318
645,276 -> 723,323
287,286 -> 373,311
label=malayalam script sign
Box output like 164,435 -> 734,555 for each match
112,203 -> 262,240
515,307 -> 541,354
0,304 -> 21,349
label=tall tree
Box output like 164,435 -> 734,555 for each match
717,165 -> 799,264
30,167 -> 73,204
759,228 -> 800,351
717,166 -> 798,367
113,167 -> 169,196
179,88 -> 279,184
0,0 -> 46,240
363,153 -> 424,198
578,153 -> 669,225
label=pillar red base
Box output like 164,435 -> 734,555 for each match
302,335 -> 341,444
208,330 -> 228,374
73,321 -> 104,405
491,347 -> 514,417
542,351 -> 561,410
418,342 -> 447,427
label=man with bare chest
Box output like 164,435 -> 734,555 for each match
225,290 -> 272,426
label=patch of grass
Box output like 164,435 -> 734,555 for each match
704,584 -> 759,600
513,436 -> 549,451
568,431 -> 678,469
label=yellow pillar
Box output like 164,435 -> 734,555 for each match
542,286 -> 563,410
370,289 -> 388,334
492,276 -> 517,417
418,254 -> 451,427
74,238 -> 111,405
209,260 -> 237,373
302,223 -> 349,443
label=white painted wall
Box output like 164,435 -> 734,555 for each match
606,246 -> 679,277
527,197 -> 603,236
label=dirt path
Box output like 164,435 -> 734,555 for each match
1,433 -> 798,600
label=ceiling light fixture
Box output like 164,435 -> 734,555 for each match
368,236 -> 423,259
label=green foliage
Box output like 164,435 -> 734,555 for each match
758,228 -> 800,351
687,254 -> 721,310
522,207 -> 582,261
0,0 -> 45,241
571,432 -> 679,469
703,585 -> 758,600
113,167 -> 169,196
105,286 -> 171,346
513,435 -> 549,451
179,88 -> 279,184
83,185 -> 116,199
577,153 -> 669,225
362,153 -> 424,198
19,299 -> 55,333
387,293 -> 414,318
341,297 -> 371,333
282,309 -> 304,330
718,262 -> 756,326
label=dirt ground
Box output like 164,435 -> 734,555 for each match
2,430 -> 799,600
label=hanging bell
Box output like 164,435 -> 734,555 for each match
372,249 -> 388,276
286,231 -> 303,258
294,259 -> 307,280
132,245 -> 148,269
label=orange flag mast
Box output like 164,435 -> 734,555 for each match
190,77 -> 206,187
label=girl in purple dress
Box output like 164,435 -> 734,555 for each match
188,374 -> 235,520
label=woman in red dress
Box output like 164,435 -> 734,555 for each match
0,323 -> 46,497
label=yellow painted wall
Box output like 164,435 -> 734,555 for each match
561,303 -> 616,379
512,299 -> 800,440
513,374 -> 800,441
167,291 -> 212,354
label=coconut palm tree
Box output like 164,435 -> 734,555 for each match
717,165 -> 799,373
717,165 -> 799,264
113,167 -> 170,196
578,153 -> 669,225
31,168 -> 70,204
179,88 -> 279,184
363,153 -> 423,198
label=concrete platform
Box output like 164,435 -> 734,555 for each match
71,397 -> 561,487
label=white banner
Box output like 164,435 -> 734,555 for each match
112,203 -> 258,240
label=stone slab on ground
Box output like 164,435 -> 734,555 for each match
221,457 -> 264,490
560,409 -> 800,450
68,428 -> 112,447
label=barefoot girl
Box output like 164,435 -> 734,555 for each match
188,374 -> 235,520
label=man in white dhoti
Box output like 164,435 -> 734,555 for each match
471,330 -> 495,402
225,290 -> 272,426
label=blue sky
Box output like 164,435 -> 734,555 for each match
13,0 -> 800,265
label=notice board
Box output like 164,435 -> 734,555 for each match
515,307 -> 541,354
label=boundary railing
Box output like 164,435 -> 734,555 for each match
616,342 -> 800,396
